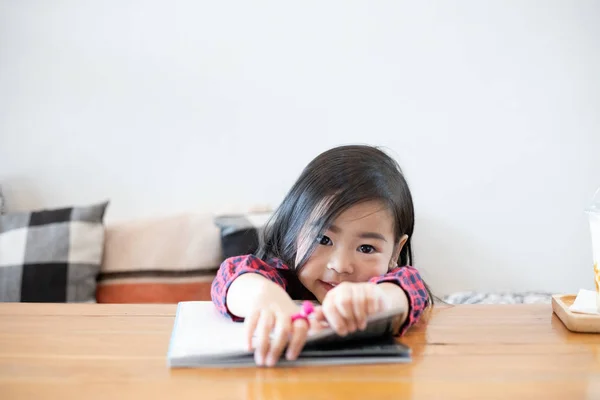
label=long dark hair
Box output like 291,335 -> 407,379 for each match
256,145 -> 433,305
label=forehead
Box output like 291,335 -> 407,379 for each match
331,200 -> 394,235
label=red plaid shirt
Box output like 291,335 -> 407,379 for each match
210,254 -> 429,336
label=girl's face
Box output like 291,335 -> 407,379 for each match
296,200 -> 407,303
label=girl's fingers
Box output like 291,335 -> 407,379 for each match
333,290 -> 358,333
309,309 -> 329,333
366,285 -> 379,315
311,307 -> 326,325
352,284 -> 368,330
255,310 -> 275,366
323,299 -> 349,335
265,313 -> 292,367
285,319 -> 310,361
245,309 -> 261,350
309,307 -> 330,334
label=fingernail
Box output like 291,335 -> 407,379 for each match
256,355 -> 263,366
266,356 -> 275,366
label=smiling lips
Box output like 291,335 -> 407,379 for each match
318,280 -> 339,292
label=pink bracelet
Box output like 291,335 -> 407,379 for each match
291,301 -> 315,324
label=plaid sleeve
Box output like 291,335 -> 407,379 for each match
210,255 -> 289,322
369,266 -> 429,336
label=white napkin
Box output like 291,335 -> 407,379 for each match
569,289 -> 600,315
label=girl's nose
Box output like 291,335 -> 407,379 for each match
327,251 -> 354,274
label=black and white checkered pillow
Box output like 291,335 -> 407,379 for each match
0,201 -> 108,302
214,212 -> 272,259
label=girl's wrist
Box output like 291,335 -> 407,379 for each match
251,280 -> 298,314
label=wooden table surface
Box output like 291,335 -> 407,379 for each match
0,302 -> 599,400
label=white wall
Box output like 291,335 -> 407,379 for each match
1,1 -> 599,296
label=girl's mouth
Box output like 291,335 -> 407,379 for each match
318,280 -> 338,292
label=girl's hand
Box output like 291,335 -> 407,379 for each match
317,282 -> 391,336
245,303 -> 322,367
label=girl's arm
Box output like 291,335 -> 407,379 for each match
377,282 -> 410,333
211,255 -> 293,321
369,266 -> 429,335
210,255 -> 312,367
318,268 -> 428,337
226,273 -> 298,317
232,275 -> 311,366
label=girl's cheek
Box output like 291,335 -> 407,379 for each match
364,258 -> 389,278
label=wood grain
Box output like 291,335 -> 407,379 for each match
1,302 -> 599,400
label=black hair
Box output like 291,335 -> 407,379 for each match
256,144 -> 433,306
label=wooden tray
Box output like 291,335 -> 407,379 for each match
552,294 -> 600,333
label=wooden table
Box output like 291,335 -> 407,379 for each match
1,303 -> 599,400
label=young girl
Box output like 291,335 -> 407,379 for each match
211,145 -> 432,366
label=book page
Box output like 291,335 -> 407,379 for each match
167,301 -> 411,367
168,302 -> 250,359
168,301 -> 405,360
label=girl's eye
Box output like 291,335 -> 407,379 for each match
358,244 -> 376,254
318,235 -> 332,246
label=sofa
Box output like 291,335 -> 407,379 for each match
0,193 -> 270,304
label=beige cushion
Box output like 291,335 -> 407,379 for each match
97,213 -> 222,303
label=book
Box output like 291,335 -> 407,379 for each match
167,301 -> 411,368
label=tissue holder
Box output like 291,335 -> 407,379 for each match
552,294 -> 600,333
